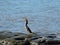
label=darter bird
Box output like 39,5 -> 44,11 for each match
24,17 -> 32,33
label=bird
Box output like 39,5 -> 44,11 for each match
23,17 -> 32,34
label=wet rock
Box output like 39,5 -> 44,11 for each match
0,31 -> 26,40
0,40 -> 13,45
0,43 -> 3,45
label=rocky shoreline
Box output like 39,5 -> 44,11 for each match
0,31 -> 60,45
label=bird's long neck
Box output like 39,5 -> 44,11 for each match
25,23 -> 28,29
26,22 -> 28,26
25,19 -> 28,28
25,21 -> 32,33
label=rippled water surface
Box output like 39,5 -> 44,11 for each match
0,0 -> 60,34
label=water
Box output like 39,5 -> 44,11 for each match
0,0 -> 60,34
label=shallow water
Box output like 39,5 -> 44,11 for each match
0,0 -> 60,34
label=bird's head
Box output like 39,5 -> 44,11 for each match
23,17 -> 28,25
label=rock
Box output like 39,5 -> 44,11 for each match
0,43 -> 3,45
0,31 -> 26,40
0,40 -> 13,45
